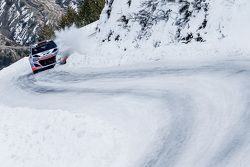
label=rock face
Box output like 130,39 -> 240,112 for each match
0,0 -> 79,45
0,0 -> 79,69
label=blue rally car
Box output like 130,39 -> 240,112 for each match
29,40 -> 58,74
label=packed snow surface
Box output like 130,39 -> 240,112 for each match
1,53 -> 250,167
1,0 -> 250,166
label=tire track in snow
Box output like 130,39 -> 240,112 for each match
142,93 -> 194,167
207,101 -> 250,167
12,60 -> 250,167
16,63 -> 232,94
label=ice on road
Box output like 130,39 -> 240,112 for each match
1,57 -> 250,167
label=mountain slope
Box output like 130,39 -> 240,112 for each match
0,0 -> 79,45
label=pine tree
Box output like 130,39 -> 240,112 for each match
77,0 -> 105,27
38,0 -> 105,40
38,24 -> 55,41
58,7 -> 78,29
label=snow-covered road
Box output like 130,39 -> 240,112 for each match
1,57 -> 250,167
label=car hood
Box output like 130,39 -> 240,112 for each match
32,48 -> 57,58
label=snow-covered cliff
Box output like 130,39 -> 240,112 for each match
62,0 -> 249,67
97,0 -> 249,47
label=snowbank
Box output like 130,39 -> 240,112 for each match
54,0 -> 250,68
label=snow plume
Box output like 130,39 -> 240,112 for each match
55,23 -> 97,55
55,23 -> 100,66
55,0 -> 250,68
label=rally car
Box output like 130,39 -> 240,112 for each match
29,40 -> 58,74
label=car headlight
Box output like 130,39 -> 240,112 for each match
52,48 -> 58,53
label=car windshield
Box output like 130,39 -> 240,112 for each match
32,41 -> 57,55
